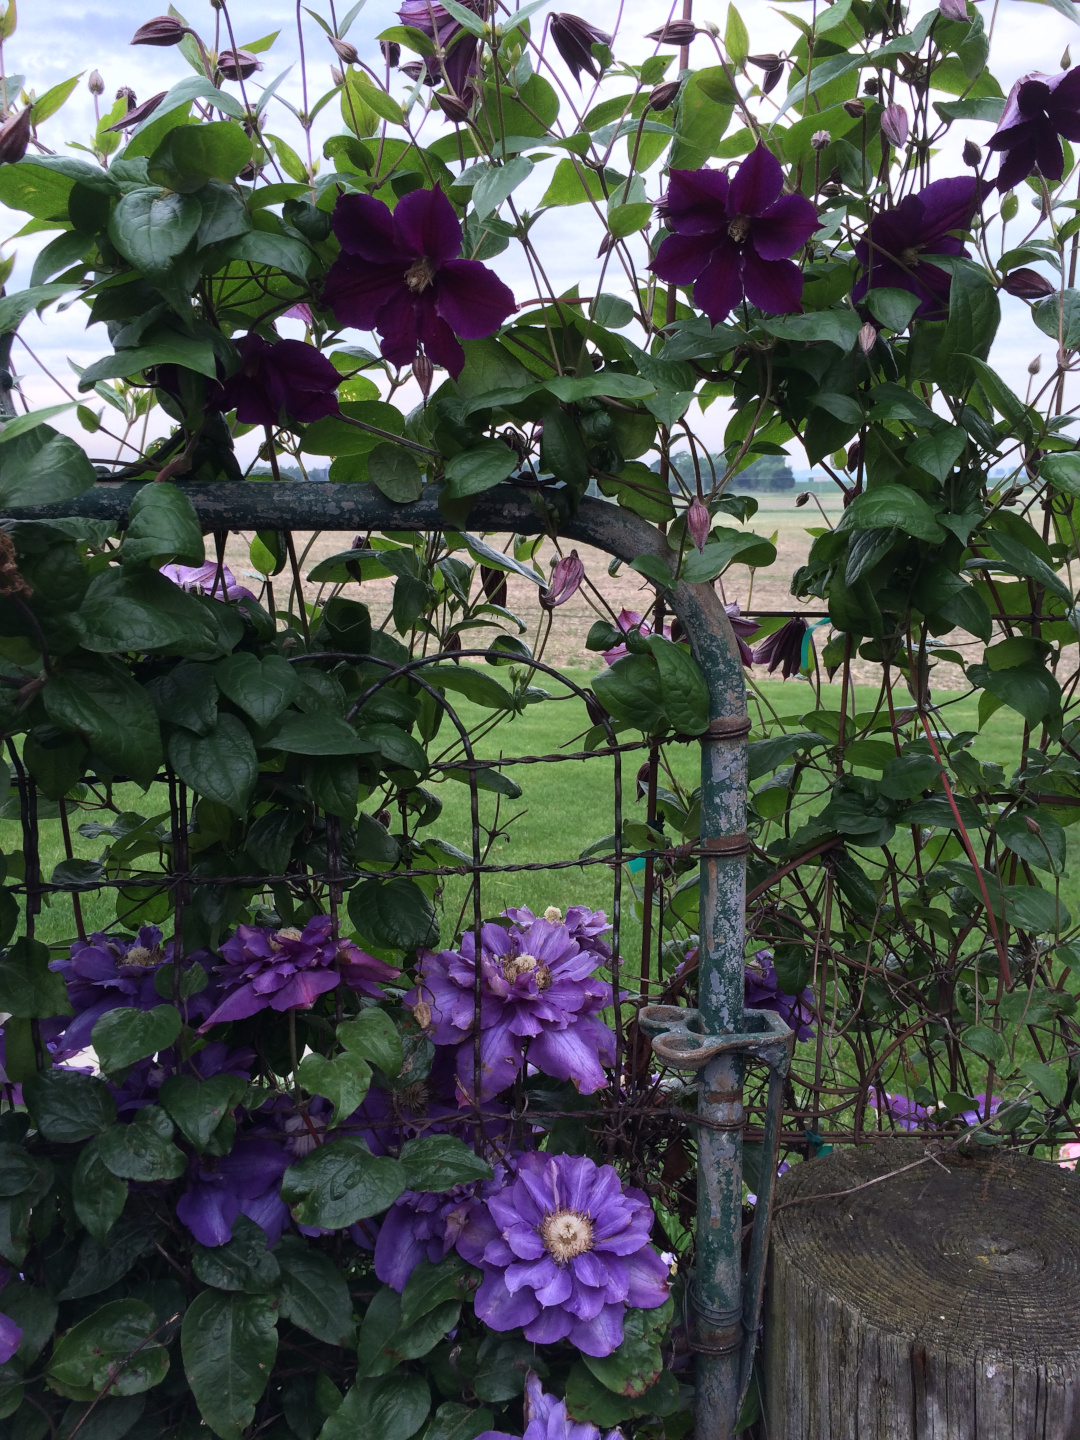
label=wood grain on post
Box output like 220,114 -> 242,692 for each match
763,1141 -> 1080,1438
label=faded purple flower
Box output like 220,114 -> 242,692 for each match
744,949 -> 815,1042
880,103 -> 909,149
938,0 -> 967,17
549,14 -> 611,84
650,145 -> 819,325
479,1371 -> 622,1440
725,601 -> 757,668
752,616 -> 809,678
989,69 -> 1080,191
852,176 -> 980,320
177,1136 -> 291,1247
323,187 -> 516,381
868,1090 -> 928,1132
456,1152 -> 670,1357
540,551 -> 584,609
162,561 -> 257,603
405,916 -> 615,1102
215,334 -> 340,428
687,497 -> 710,553
602,607 -> 672,665
199,914 -> 399,1030
398,0 -> 480,95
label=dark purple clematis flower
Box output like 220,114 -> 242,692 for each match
725,601 -> 757,667
602,607 -> 672,665
177,1136 -> 291,1247
406,916 -> 615,1102
989,69 -> 1080,192
199,914 -> 399,1030
478,1371 -> 622,1440
651,146 -> 819,325
161,561 -> 257,603
751,615 -> 809,678
868,1090 -> 928,1132
398,0 -> 480,95
456,1152 -> 670,1357
549,14 -> 612,84
215,334 -> 341,427
852,176 -> 980,320
323,187 -> 516,381
744,949 -> 815,1042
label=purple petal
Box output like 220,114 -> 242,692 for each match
751,192 -> 819,261
238,1188 -> 290,1247
664,167 -> 730,234
375,1206 -> 429,1291
0,1313 -> 22,1364
568,1302 -> 625,1357
523,1305 -> 574,1344
475,1268 -> 540,1331
624,1246 -> 671,1309
332,192 -> 401,262
435,259 -> 517,339
323,255 -> 408,331
691,245 -> 744,324
651,230 -> 717,286
741,251 -> 804,314
417,304 -> 466,379
729,144 -> 784,218
177,1180 -> 240,1247
269,969 -> 340,1011
375,286 -> 421,367
199,982 -> 266,1029
393,186 -> 463,265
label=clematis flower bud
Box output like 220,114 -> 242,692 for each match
435,91 -> 471,122
88,70 -> 104,95
761,64 -> 784,95
381,39 -> 401,66
540,551 -> 584,609
863,77 -> 881,96
106,90 -> 165,130
549,13 -> 612,83
480,565 -> 508,608
842,98 -> 865,118
649,79 -> 681,111
1029,354 -> 1042,375
963,138 -> 982,168
858,322 -> 878,354
330,35 -> 359,64
1025,815 -> 1041,834
330,65 -> 345,86
881,103 -> 909,148
131,15 -> 188,45
646,19 -> 698,44
400,61 -> 425,81
687,497 -> 710,552
1001,267 -> 1055,299
847,438 -> 863,471
811,129 -> 830,151
218,49 -> 262,80
0,106 -> 31,165
747,53 -> 781,70
939,0 -> 967,18
413,351 -> 434,397
1063,47 -> 1072,71
796,490 -> 810,506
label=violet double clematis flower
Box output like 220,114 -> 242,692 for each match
406,915 -> 616,1102
199,914 -> 399,1030
215,334 -> 341,427
456,1152 -> 670,1357
162,561 -> 257,603
322,187 -> 516,381
374,1160 -> 515,1289
989,69 -> 1080,192
651,145 -> 819,325
501,904 -> 613,963
852,176 -> 980,321
177,1135 -> 291,1247
479,1371 -> 622,1440
744,949 -> 815,1042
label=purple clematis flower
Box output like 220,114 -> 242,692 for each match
478,1371 -> 622,1440
549,14 -> 612,84
177,1135 -> 291,1247
162,561 -> 257,603
374,1160 -> 514,1290
744,949 -> 815,1042
405,916 -> 615,1102
989,69 -> 1080,191
215,334 -> 340,427
752,615 -> 809,678
501,904 -> 613,964
456,1152 -> 670,1357
398,0 -> 480,96
725,601 -> 757,667
199,914 -> 399,1030
651,145 -> 819,325
852,176 -> 981,320
0,1312 -> 20,1366
322,187 -> 516,381
602,608 -> 672,665
868,1090 -> 928,1132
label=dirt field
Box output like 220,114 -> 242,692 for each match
222,488 -> 973,691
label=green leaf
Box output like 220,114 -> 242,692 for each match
539,156 -> 606,207
581,1308 -> 664,1397
669,66 -> 734,170
223,231 -> 314,278
266,711 -> 376,756
181,1292 -> 278,1440
192,1215 -> 281,1294
1034,288 -> 1080,351
646,635 -> 709,735
0,1281 -> 57,1365
417,664 -> 514,710
92,1005 -> 182,1073
196,181 -> 253,248
159,1073 -> 245,1152
0,935 -> 72,1019
962,1024 -> 1006,1065
1019,1059 -> 1066,1106
348,877 -> 439,951
399,1135 -> 493,1191
865,287 -> 920,332
0,1142 -> 36,1197
337,1008 -> 404,1076
760,310 -> 862,348
72,1142 -> 128,1244
0,425 -> 95,507
23,1069 -> 114,1143
1004,882 -> 1069,932
538,407 -> 589,495
843,486 -> 945,543
281,1137 -> 406,1229
472,156 -> 534,219
369,442 -> 423,503
148,121 -> 252,190
297,1049 -> 372,1126
997,809 -> 1066,874
98,1107 -> 186,1182
682,529 -> 776,581
591,654 -> 665,730
906,425 -> 967,484
443,440 -> 517,500
985,530 -> 1071,603
545,373 -> 655,402
47,1300 -> 169,1401
78,567 -> 218,654
276,1239 -> 357,1347
215,652 -> 299,728
168,714 -> 258,812
398,1255 -> 479,1330
318,1374 -> 430,1440
45,666 -> 164,789
607,202 -> 652,237
937,267 -> 1000,390
968,660 -> 1061,729
108,188 -> 203,280
421,1401 -> 495,1440
0,283 -> 75,332
129,76 -> 244,138
629,555 -> 673,588
122,482 -> 205,568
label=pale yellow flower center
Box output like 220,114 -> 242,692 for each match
405,256 -> 437,293
541,1208 -> 594,1263
119,945 -> 161,968
501,952 -> 551,989
544,906 -> 563,923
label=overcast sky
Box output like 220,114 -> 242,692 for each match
4,0 -> 1078,469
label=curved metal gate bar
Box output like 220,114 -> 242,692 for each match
3,481 -> 780,1440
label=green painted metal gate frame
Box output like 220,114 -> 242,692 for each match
2,481 -> 794,1440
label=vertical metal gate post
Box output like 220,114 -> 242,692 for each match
2,483 -> 758,1440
